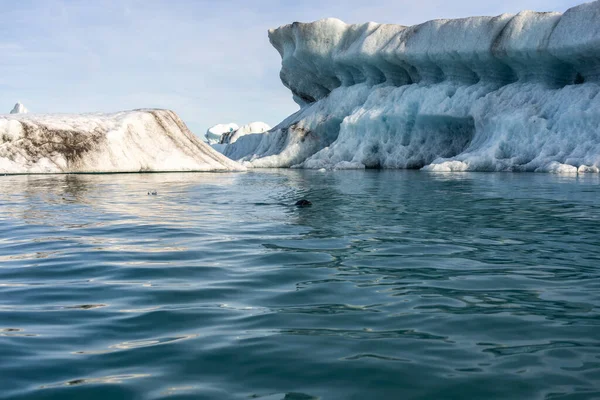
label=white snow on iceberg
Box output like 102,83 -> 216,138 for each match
0,109 -> 245,174
226,1 -> 600,173
10,102 -> 28,114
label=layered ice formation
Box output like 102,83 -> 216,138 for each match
0,109 -> 245,174
226,1 -> 600,172
10,102 -> 28,114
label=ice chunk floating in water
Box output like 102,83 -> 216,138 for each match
226,1 -> 600,172
0,109 -> 245,174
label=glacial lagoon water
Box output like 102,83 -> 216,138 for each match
1,170 -> 599,399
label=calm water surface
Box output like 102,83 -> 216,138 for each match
1,170 -> 599,399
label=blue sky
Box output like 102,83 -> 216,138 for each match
0,0 -> 583,134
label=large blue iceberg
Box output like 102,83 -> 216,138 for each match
226,1 -> 600,173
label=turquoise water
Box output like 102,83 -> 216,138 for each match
1,170 -> 599,400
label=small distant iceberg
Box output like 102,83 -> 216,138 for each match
0,109 -> 245,174
206,121 -> 271,154
205,123 -> 239,144
220,122 -> 271,144
10,102 -> 28,114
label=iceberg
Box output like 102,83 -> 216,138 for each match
220,122 -> 271,144
0,109 -> 245,174
205,123 -> 239,144
226,1 -> 600,172
209,121 -> 271,156
10,102 -> 28,114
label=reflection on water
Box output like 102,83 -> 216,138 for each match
1,171 -> 600,399
1,173 -> 241,228
40,374 -> 151,389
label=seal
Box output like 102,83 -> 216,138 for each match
295,199 -> 312,207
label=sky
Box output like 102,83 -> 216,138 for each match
0,0 -> 584,135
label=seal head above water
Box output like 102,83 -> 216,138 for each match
295,199 -> 312,207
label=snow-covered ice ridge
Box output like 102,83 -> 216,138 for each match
226,1 -> 600,172
0,109 -> 244,174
